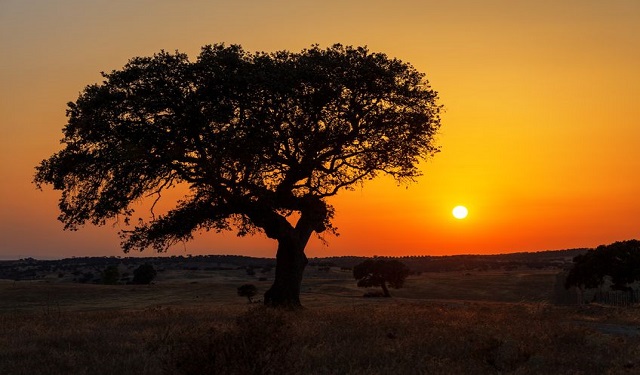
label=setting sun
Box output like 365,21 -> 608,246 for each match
1,1 -> 639,260
452,206 -> 468,220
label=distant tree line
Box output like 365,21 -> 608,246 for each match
1,249 -> 587,282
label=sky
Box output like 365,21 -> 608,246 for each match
1,0 -> 639,260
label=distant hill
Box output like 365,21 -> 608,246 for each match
0,248 -> 588,282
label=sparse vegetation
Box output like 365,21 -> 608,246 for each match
0,250 -> 582,282
1,251 -> 639,373
1,301 -> 638,375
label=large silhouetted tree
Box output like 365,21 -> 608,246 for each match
34,44 -> 441,307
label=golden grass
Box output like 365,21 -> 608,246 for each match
1,270 -> 639,374
2,301 -> 639,374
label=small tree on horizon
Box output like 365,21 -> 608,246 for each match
353,259 -> 411,297
33,43 -> 442,307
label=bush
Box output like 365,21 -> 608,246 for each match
132,263 -> 157,285
237,284 -> 258,303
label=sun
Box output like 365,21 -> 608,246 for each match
452,205 -> 468,219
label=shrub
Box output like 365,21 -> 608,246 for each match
237,284 -> 258,303
132,263 -> 157,285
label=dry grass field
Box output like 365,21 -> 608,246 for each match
1,268 -> 639,374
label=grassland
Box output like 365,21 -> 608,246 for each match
1,267 -> 639,374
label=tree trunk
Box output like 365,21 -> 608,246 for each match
257,197 -> 328,308
264,230 -> 311,308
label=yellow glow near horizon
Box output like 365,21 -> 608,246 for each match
1,1 -> 639,259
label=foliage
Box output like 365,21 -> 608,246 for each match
101,265 -> 120,285
353,259 -> 410,297
34,43 -> 441,306
237,284 -> 258,303
132,263 -> 157,285
565,239 -> 640,291
34,43 -> 441,252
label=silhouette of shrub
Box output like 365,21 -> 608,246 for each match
237,284 -> 258,303
131,263 -> 157,285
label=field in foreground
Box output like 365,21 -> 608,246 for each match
1,269 -> 639,374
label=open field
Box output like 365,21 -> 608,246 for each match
1,268 -> 639,374
0,266 -> 563,312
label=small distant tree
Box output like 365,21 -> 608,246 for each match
238,284 -> 258,303
353,259 -> 411,297
132,263 -> 157,285
102,265 -> 120,285
565,240 -> 640,292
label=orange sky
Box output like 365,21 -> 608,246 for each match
1,0 -> 639,259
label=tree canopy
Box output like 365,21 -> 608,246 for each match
565,240 -> 640,291
34,43 -> 442,306
353,259 -> 411,297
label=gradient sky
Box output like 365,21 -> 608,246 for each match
1,0 -> 639,260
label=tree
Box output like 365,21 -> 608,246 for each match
353,259 -> 411,297
238,284 -> 258,303
34,43 -> 442,307
101,265 -> 120,285
132,263 -> 157,284
565,240 -> 640,292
